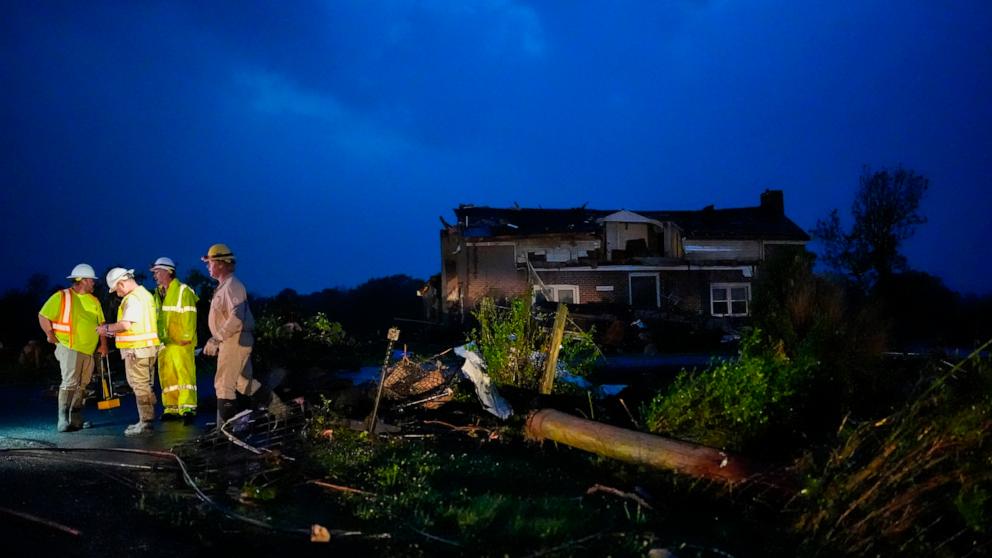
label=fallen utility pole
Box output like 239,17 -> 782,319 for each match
525,409 -> 759,484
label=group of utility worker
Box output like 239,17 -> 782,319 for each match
37,243 -> 285,437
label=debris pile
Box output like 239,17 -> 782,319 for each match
381,357 -> 452,409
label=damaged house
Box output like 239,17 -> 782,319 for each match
437,190 -> 809,326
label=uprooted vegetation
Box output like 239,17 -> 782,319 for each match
794,347 -> 992,556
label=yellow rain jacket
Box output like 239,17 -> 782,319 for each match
154,279 -> 199,416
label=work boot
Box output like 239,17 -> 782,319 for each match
137,395 -> 157,423
124,421 -> 153,436
56,389 -> 74,432
216,398 -> 238,426
123,395 -> 157,436
266,391 -> 290,421
252,387 -> 289,421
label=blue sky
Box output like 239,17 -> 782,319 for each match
2,1 -> 990,295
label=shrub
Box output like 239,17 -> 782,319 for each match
643,329 -> 816,451
254,311 -> 354,372
468,296 -> 600,391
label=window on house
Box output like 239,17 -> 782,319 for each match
533,285 -> 580,304
711,283 -> 750,316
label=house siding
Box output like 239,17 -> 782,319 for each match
684,239 -> 762,262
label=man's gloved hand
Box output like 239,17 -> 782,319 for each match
203,337 -> 220,357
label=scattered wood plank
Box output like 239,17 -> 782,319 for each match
308,480 -> 377,497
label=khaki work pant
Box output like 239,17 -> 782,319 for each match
214,338 -> 260,400
55,344 -> 94,430
55,344 -> 94,391
124,352 -> 157,422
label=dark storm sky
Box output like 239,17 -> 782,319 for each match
2,1 -> 990,295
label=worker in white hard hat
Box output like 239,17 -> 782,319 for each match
150,257 -> 199,422
37,263 -> 110,432
97,267 -> 160,436
201,244 -> 286,425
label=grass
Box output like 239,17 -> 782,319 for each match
295,398 -> 776,556
794,346 -> 992,556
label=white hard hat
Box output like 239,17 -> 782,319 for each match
67,263 -> 97,280
150,257 -> 176,272
106,267 -> 134,292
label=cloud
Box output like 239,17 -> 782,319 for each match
235,69 -> 415,161
419,0 -> 547,58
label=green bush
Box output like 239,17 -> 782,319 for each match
254,311 -> 353,372
643,329 -> 816,451
468,296 -> 600,391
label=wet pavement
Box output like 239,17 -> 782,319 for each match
0,380 -> 244,556
0,384 -> 214,450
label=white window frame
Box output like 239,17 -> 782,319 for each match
710,282 -> 751,317
532,284 -> 580,304
628,272 -> 661,307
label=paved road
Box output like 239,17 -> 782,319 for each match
0,384 -> 213,450
0,381 -> 238,557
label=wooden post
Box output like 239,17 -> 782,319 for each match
368,327 -> 400,434
539,303 -> 568,394
524,409 -> 761,484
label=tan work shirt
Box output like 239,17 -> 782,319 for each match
208,274 -> 255,344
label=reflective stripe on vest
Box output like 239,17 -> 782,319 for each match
116,287 -> 160,348
52,289 -> 73,348
162,284 -> 197,313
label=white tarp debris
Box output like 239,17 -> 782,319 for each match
454,345 -> 513,419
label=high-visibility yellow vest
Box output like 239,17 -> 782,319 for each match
116,286 -> 160,349
40,288 -> 105,353
52,289 -> 73,344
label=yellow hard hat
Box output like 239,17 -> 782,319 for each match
201,243 -> 236,263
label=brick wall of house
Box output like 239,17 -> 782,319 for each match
533,270 -> 631,304
665,269 -> 752,315
454,243 -> 757,319
464,245 -> 530,306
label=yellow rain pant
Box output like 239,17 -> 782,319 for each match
158,344 -> 197,415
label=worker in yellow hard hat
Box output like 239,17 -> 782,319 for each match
151,257 -> 199,423
201,244 -> 286,425
37,264 -> 110,432
98,267 -> 160,436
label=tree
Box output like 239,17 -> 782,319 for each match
812,166 -> 928,290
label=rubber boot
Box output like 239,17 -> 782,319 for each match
125,395 -> 156,437
69,388 -> 89,430
216,398 -> 238,427
57,389 -> 74,432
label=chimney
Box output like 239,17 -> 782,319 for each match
760,189 -> 784,216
